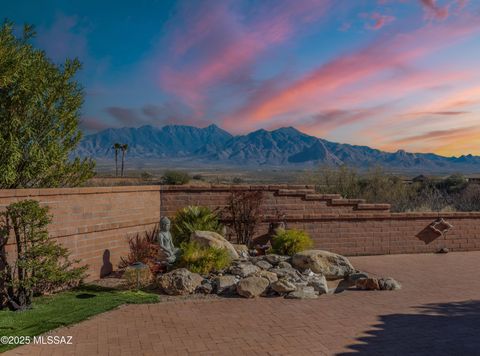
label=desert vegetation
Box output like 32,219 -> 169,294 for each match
0,21 -> 94,189
0,200 -> 87,310
314,166 -> 480,212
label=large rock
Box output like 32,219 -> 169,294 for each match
229,262 -> 260,277
232,244 -> 249,259
271,279 -> 297,294
307,274 -> 328,295
292,250 -> 355,280
157,268 -> 203,295
236,277 -> 269,298
285,286 -> 318,299
264,254 -> 290,266
355,277 -> 380,290
255,260 -> 273,270
254,270 -> 278,283
271,267 -> 304,282
214,275 -> 239,295
378,277 -> 401,291
190,231 -> 239,259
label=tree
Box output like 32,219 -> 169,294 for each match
0,200 -> 87,310
0,20 -> 95,189
112,143 -> 121,177
120,144 -> 128,177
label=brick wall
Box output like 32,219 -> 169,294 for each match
1,184 -> 479,281
1,186 -> 161,281
160,185 -> 480,256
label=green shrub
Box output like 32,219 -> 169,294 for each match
176,242 -> 231,275
0,200 -> 87,310
162,170 -> 190,185
172,206 -> 223,245
271,229 -> 313,256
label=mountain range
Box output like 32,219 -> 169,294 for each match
75,124 -> 480,173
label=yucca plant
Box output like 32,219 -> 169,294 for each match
171,206 -> 223,245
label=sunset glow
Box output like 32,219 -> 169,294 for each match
5,0 -> 480,156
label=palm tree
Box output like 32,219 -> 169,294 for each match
120,144 -> 128,177
112,143 -> 121,177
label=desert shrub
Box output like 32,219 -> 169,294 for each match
271,229 -> 313,256
118,227 -> 159,272
176,241 -> 231,275
0,200 -> 87,310
140,171 -> 154,180
232,177 -> 244,184
162,170 -> 190,185
223,191 -> 264,245
315,165 -> 361,198
452,184 -> 480,211
192,174 -> 203,180
171,206 -> 223,245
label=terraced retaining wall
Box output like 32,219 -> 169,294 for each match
1,185 -> 480,280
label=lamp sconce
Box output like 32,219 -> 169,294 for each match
429,218 -> 453,236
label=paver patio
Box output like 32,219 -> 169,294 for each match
6,251 -> 480,356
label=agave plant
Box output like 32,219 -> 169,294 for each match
171,206 -> 223,244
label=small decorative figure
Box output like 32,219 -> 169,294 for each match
157,217 -> 179,264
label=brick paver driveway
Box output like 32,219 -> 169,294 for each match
7,252 -> 480,355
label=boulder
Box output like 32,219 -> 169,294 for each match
264,254 -> 290,266
278,261 -> 292,269
378,277 -> 401,291
196,280 -> 213,294
307,274 -> 328,295
236,277 -> 270,298
190,231 -> 239,259
157,268 -> 203,295
255,260 -> 273,270
344,272 -> 369,287
292,250 -> 355,280
271,279 -> 297,294
232,244 -> 250,259
271,267 -> 304,282
214,275 -> 239,295
229,262 -> 260,277
285,286 -> 318,299
254,270 -> 278,283
355,277 -> 380,290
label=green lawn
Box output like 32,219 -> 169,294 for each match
0,285 -> 159,352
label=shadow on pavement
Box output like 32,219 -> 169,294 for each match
338,300 -> 480,355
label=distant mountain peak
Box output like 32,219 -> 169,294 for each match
75,124 -> 480,173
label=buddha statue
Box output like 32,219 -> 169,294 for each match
157,217 -> 179,264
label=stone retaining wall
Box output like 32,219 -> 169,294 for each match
1,184 -> 479,280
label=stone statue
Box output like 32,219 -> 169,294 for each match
157,217 -> 179,264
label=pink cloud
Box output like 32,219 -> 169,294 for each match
221,16 -> 480,132
366,13 -> 396,30
157,0 -> 331,116
420,0 -> 449,20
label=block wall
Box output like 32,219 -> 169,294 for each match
1,184 -> 479,281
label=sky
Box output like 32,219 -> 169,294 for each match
3,0 -> 480,156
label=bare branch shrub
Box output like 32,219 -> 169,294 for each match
223,191 -> 264,245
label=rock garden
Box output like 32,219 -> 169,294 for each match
115,201 -> 401,299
